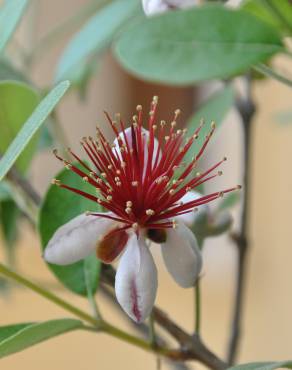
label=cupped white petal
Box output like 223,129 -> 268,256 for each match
115,234 -> 158,323
113,127 -> 161,176
44,213 -> 115,265
142,0 -> 168,15
176,191 -> 209,227
161,221 -> 202,288
142,0 -> 198,16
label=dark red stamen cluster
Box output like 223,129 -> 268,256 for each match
52,97 -> 240,231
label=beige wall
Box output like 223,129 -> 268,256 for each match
1,1 -> 292,369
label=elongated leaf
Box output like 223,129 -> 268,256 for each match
0,0 -> 28,53
0,80 -> 70,181
228,361 -> 292,370
185,86 -> 234,164
55,0 -> 141,82
39,163 -> 101,296
0,319 -> 83,359
0,199 -> 19,246
242,0 -> 292,35
0,81 -> 39,173
114,5 -> 283,85
0,182 -> 11,201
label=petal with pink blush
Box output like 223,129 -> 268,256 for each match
113,127 -> 161,175
115,234 -> 157,323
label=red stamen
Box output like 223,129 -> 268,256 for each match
51,98 -> 240,230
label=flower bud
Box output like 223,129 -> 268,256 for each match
142,0 -> 199,16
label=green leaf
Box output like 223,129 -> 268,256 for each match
0,199 -> 19,247
0,0 -> 28,53
0,182 -> 11,201
0,80 -> 70,182
242,0 -> 292,35
185,85 -> 234,164
0,319 -> 83,359
217,192 -> 241,212
227,361 -> 292,370
0,81 -> 39,173
114,5 -> 283,85
55,0 -> 141,82
39,163 -> 101,296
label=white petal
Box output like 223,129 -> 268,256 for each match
115,234 -> 157,323
161,221 -> 202,288
44,213 -> 115,265
176,191 -> 209,227
113,127 -> 161,177
142,0 -> 198,15
142,0 -> 168,15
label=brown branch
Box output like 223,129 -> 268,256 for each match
226,75 -> 256,364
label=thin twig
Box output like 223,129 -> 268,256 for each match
227,74 -> 256,364
254,64 -> 292,89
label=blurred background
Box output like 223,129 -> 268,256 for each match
0,0 -> 292,369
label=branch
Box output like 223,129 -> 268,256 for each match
227,75 -> 256,364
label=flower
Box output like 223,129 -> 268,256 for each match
44,97 -> 239,323
142,0 -> 200,16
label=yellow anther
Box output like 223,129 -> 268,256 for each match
126,201 -> 133,207
136,105 -> 142,111
106,195 -> 112,201
51,179 -> 61,186
146,209 -> 155,216
125,208 -> 132,214
132,181 -> 138,187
